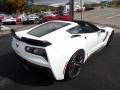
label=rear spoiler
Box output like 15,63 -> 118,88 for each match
11,29 -> 52,47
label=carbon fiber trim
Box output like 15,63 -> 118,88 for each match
11,29 -> 52,47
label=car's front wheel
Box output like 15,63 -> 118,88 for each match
65,50 -> 84,80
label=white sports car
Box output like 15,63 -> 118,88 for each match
11,20 -> 114,80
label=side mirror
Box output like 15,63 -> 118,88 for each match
100,29 -> 105,33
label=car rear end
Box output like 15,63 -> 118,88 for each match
11,21 -> 75,80
11,28 -> 62,80
11,30 -> 51,69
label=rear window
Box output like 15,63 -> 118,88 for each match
28,22 -> 69,37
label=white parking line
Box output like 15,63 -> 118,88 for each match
92,12 -> 116,19
107,14 -> 120,19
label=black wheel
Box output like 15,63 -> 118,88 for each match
106,31 -> 114,47
65,50 -> 84,80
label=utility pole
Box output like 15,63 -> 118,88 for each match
70,0 -> 74,20
80,0 -> 83,20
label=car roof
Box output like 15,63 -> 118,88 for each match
48,20 -> 91,27
48,20 -> 78,26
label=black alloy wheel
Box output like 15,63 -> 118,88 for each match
65,51 -> 84,80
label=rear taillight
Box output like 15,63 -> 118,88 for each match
25,46 -> 48,61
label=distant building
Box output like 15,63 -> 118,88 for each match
64,0 -> 85,13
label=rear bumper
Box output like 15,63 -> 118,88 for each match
15,52 -> 47,69
15,53 -> 55,79
11,37 -> 50,68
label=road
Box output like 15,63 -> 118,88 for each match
75,8 -> 120,28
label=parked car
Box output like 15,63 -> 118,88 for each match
42,11 -> 70,22
12,15 -> 21,22
42,11 -> 57,22
11,20 -> 114,80
56,14 -> 71,21
0,14 -> 7,23
21,15 -> 29,24
21,14 -> 40,24
28,14 -> 39,23
2,16 -> 17,25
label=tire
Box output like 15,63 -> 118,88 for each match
106,31 -> 114,47
65,50 -> 84,80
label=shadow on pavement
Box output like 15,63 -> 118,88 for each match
0,52 -> 54,87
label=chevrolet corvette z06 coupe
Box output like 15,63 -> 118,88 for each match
11,20 -> 114,80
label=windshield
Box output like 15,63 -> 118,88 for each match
28,22 -> 69,37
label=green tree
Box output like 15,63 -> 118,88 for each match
0,0 -> 26,14
0,0 -> 7,12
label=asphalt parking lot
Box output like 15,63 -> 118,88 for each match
0,30 -> 120,90
75,8 -> 120,28
0,8 -> 120,90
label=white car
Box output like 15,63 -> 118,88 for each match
21,15 -> 28,23
2,16 -> 17,24
28,14 -> 39,21
21,14 -> 39,24
11,20 -> 114,80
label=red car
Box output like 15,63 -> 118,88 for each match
56,14 -> 71,21
0,14 -> 6,23
12,15 -> 21,23
42,12 -> 71,22
42,12 -> 57,22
